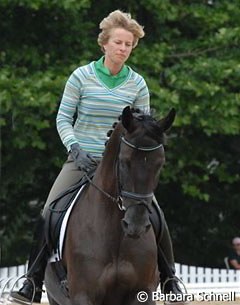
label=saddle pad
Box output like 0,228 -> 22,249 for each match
49,184 -> 86,262
45,169 -> 96,256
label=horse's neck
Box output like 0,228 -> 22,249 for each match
94,124 -> 123,193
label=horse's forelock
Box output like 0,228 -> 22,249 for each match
137,120 -> 164,144
106,108 -> 164,145
131,110 -> 164,144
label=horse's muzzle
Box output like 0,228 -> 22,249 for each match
121,219 -> 151,239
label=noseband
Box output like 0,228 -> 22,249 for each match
84,135 -> 163,212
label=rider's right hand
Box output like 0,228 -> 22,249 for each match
70,143 -> 97,172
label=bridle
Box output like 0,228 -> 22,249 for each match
121,136 -> 163,152
84,135 -> 163,212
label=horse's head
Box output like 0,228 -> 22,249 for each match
118,106 -> 176,239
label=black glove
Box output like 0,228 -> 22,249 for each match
70,143 -> 97,172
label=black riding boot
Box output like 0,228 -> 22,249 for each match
157,215 -> 183,295
10,216 -> 48,304
150,201 -> 184,303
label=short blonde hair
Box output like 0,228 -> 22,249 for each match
98,10 -> 145,51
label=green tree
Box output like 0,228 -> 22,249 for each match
1,0 -> 239,267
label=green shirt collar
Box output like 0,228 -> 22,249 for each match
95,56 -> 129,79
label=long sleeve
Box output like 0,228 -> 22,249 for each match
56,69 -> 82,152
133,76 -> 150,113
56,62 -> 151,158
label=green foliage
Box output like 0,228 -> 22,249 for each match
1,0 -> 240,267
0,0 -> 91,10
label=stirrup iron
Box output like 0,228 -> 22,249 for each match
7,275 -> 36,305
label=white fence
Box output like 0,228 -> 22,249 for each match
175,263 -> 240,297
176,263 -> 240,283
1,262 -> 239,301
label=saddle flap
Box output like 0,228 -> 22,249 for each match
44,172 -> 94,255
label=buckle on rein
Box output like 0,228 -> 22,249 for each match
117,196 -> 125,211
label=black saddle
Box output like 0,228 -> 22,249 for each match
44,171 -> 95,254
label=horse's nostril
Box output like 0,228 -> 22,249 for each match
121,219 -> 129,230
145,223 -> 151,232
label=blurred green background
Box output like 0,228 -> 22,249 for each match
0,0 -> 240,267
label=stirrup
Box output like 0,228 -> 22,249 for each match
0,277 -> 14,304
162,276 -> 189,305
7,275 -> 36,305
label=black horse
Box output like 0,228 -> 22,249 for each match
45,106 -> 176,305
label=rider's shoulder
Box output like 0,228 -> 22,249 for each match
129,67 -> 147,90
128,66 -> 147,86
70,62 -> 94,80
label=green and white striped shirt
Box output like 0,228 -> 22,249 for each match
56,60 -> 150,157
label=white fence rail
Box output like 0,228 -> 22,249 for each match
1,262 -> 239,301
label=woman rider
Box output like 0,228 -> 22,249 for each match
11,10 -> 183,304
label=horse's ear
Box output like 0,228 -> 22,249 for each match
121,106 -> 134,132
158,108 -> 176,132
